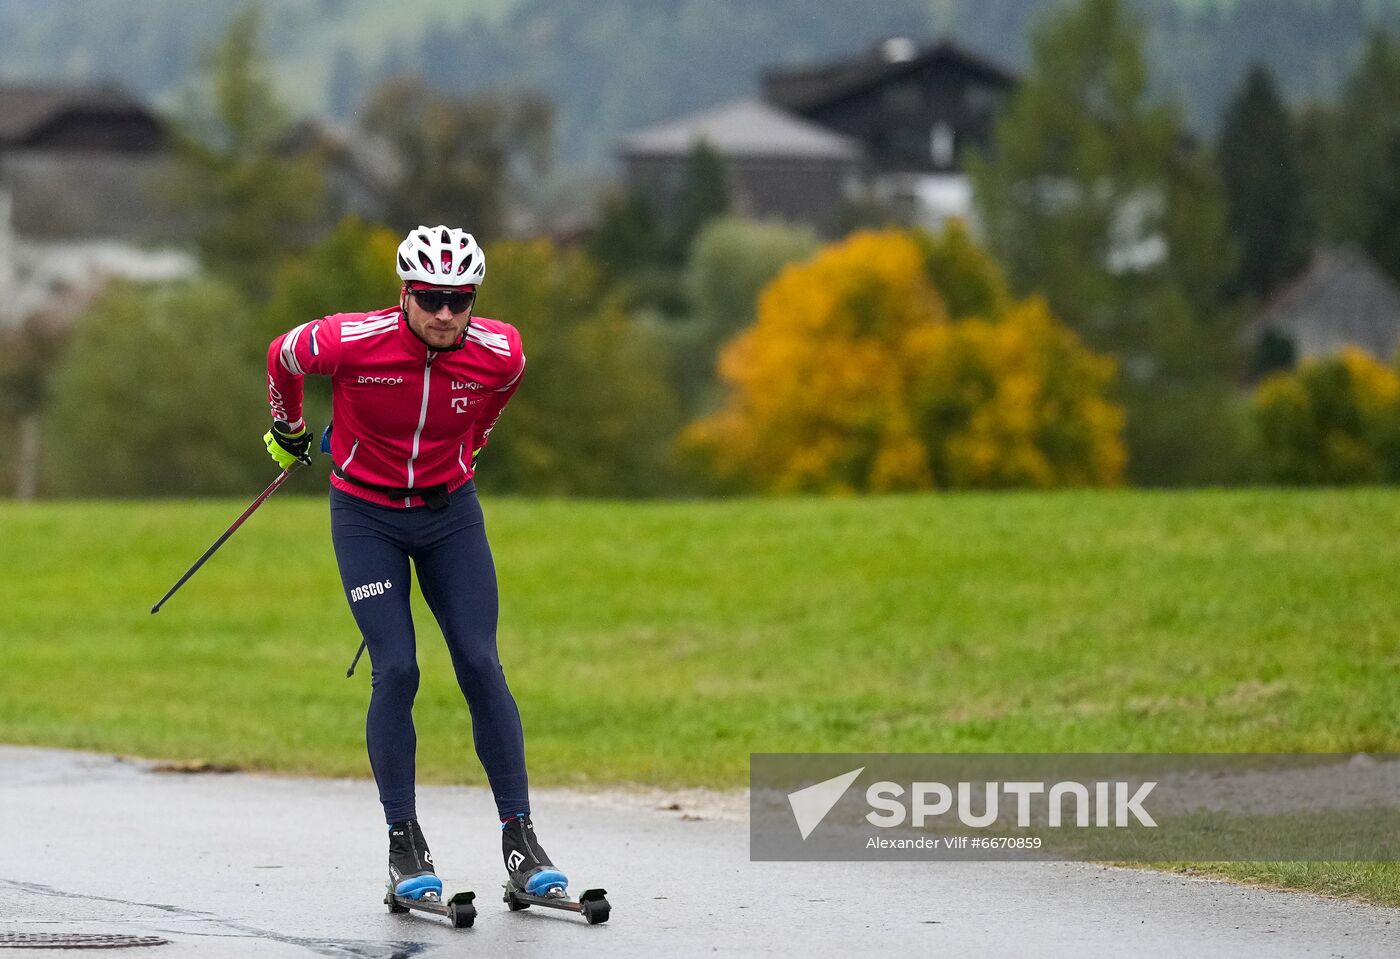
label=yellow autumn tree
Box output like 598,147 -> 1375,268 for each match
1253,346 -> 1400,483
907,298 -> 1125,488
682,228 -> 1125,492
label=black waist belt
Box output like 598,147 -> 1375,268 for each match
333,465 -> 451,511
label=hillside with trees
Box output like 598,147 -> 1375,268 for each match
3,0 -> 1400,168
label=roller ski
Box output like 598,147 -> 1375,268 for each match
381,819 -> 476,928
500,814 -> 610,925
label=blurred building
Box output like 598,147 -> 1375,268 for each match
0,82 -> 196,325
276,119 -> 397,230
618,99 -> 864,236
615,36 -> 1016,237
763,36 -> 1015,230
1253,246 -> 1400,363
0,84 -> 392,327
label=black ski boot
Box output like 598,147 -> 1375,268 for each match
388,819 -> 442,901
501,814 -> 568,897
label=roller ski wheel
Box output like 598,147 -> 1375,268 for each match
384,887 -> 477,929
502,880 -> 610,925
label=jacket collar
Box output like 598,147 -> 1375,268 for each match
395,308 -> 430,359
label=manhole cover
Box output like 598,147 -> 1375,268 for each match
0,933 -> 169,950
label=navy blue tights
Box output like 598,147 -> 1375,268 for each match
330,483 -> 528,822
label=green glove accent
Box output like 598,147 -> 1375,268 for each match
264,420 -> 312,469
472,447 -> 483,470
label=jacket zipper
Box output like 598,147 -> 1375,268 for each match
406,354 -> 434,489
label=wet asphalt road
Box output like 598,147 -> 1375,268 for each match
0,746 -> 1396,957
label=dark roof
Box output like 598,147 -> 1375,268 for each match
764,36 -> 1017,113
0,82 -> 152,146
277,118 -> 399,188
1256,246 -> 1400,360
618,98 -> 864,162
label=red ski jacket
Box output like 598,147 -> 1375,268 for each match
267,307 -> 524,508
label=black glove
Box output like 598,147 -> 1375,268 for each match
265,420 -> 313,467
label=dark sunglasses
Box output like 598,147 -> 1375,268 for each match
410,289 -> 476,314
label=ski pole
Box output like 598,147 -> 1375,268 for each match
150,463 -> 302,614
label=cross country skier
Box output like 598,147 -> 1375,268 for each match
262,225 -> 567,903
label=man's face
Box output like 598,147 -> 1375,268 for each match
402,286 -> 476,350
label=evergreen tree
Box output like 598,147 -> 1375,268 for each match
1339,33 -> 1400,285
970,0 -> 1241,484
669,141 -> 730,262
1302,31 -> 1400,249
588,190 -> 664,279
362,78 -> 553,239
972,0 -> 1181,350
1365,128 -> 1400,284
973,0 -> 1237,355
1218,64 -> 1311,300
163,8 -> 325,299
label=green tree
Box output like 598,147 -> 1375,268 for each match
0,315 -> 64,499
1364,129 -> 1400,284
1218,64 -> 1312,300
916,219 -> 1013,321
971,0 -> 1175,346
472,241 -> 681,496
1298,29 -> 1400,287
679,216 -> 819,414
258,217 -> 405,441
1253,347 -> 1400,484
669,141 -> 730,262
970,0 -> 1241,484
44,281 -> 269,497
259,216 -> 402,347
972,0 -> 1232,349
1302,31 -> 1400,250
164,7 -> 325,299
587,189 -> 664,279
362,78 -> 553,239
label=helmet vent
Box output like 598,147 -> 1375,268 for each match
396,226 -> 484,287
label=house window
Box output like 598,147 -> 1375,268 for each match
931,122 -> 956,167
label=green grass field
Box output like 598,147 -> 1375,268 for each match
1,489 -> 1397,903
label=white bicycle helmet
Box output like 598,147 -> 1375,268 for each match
395,225 -> 486,287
